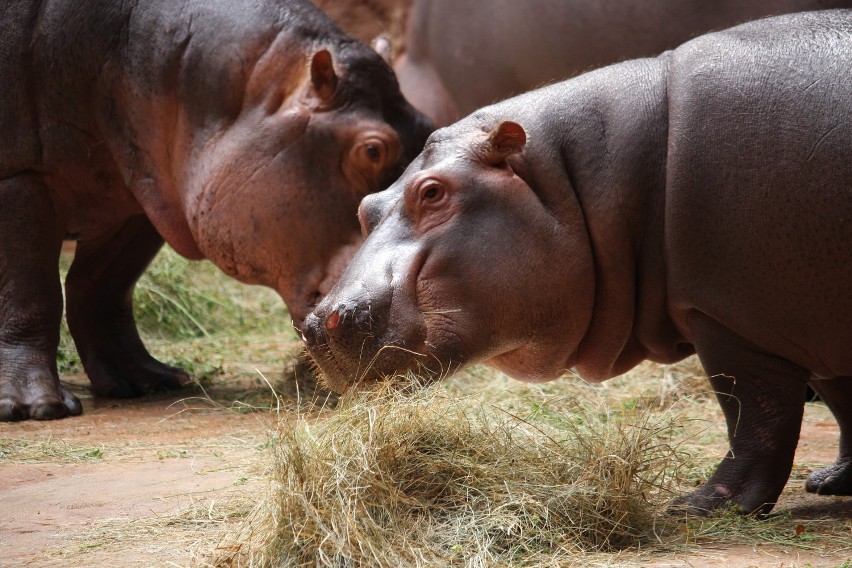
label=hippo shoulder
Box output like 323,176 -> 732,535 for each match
665,9 -> 851,168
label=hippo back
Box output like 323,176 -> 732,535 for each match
664,10 -> 852,378
398,0 -> 852,123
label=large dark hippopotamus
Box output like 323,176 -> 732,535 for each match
0,0 -> 432,421
303,10 -> 852,515
397,0 -> 852,126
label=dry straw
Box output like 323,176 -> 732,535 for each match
212,375 -> 687,567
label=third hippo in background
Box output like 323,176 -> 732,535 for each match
396,0 -> 852,125
0,0 -> 432,421
303,11 -> 852,515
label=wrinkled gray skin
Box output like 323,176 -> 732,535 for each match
304,10 -> 852,515
0,0 -> 431,421
397,0 -> 852,125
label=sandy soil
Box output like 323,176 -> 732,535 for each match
2,371 -> 852,568
0,374 -> 273,567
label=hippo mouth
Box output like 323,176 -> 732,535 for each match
301,249 -> 441,393
302,323 -> 431,394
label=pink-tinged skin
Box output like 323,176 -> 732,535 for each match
396,0 -> 852,126
0,0 -> 431,421
305,11 -> 852,516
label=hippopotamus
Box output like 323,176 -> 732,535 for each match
0,0 -> 431,422
303,10 -> 852,515
397,0 -> 852,126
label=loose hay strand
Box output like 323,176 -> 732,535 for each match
213,377 -> 688,567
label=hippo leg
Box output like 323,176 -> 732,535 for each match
675,312 -> 809,515
0,175 -> 83,421
805,377 -> 852,495
65,215 -> 189,398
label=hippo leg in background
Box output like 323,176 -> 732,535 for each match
0,175 -> 82,421
677,312 -> 809,515
806,377 -> 852,495
65,215 -> 188,398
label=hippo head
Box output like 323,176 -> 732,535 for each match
303,118 -> 595,393
160,39 -> 432,327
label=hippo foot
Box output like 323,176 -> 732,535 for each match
86,352 -> 190,399
806,459 -> 852,495
668,479 -> 780,517
0,367 -> 83,422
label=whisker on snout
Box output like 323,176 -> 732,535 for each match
421,308 -> 463,315
356,343 -> 429,383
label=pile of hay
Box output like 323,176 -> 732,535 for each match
214,380 -> 687,567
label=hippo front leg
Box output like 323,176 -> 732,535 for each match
675,312 -> 809,515
805,377 -> 852,495
0,174 -> 82,421
65,215 -> 188,398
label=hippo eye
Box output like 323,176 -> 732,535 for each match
420,183 -> 445,205
366,144 -> 381,162
360,140 -> 386,166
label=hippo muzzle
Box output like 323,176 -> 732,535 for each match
302,200 -> 431,392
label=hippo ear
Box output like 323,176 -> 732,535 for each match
373,36 -> 393,64
310,49 -> 338,103
483,121 -> 527,165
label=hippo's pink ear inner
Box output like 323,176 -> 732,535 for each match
488,120 -> 527,156
310,49 -> 338,102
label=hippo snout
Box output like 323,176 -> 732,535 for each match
302,300 -> 375,351
303,298 -> 386,392
303,292 -> 425,392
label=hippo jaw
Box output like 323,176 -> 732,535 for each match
304,119 -> 597,392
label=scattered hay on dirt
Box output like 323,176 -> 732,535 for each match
0,437 -> 105,464
211,378 -> 688,567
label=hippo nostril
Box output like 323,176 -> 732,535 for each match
300,313 -> 327,348
326,310 -> 341,330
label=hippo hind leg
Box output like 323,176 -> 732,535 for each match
65,215 -> 188,398
672,312 -> 809,516
0,174 -> 82,421
805,376 -> 852,495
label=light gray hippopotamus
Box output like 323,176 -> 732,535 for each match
303,10 -> 852,515
397,0 -> 852,126
0,0 -> 432,421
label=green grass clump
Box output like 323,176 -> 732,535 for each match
57,246 -> 294,374
131,247 -> 290,340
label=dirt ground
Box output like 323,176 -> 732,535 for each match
2,368 -> 852,568
0,373 -> 271,567
313,0 -> 412,51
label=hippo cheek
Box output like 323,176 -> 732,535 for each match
193,161 -> 366,326
413,277 -> 476,377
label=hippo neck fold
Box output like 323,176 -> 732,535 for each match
526,57 -> 689,381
